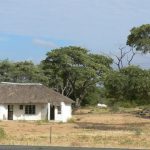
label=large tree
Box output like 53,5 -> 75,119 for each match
42,46 -> 112,107
104,66 -> 150,104
0,60 -> 47,84
0,60 -> 15,82
13,61 -> 47,83
127,24 -> 150,53
120,66 -> 150,102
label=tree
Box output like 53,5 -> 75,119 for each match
114,47 -> 136,70
0,60 -> 47,84
42,46 -> 113,107
127,24 -> 150,53
104,70 -> 127,100
104,65 -> 150,105
0,60 -> 15,82
120,66 -> 150,102
81,86 -> 101,106
13,61 -> 47,83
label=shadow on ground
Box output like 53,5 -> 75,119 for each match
75,122 -> 150,131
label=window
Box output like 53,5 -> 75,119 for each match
19,105 -> 23,110
25,105 -> 36,115
57,106 -> 62,114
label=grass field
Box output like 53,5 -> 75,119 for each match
0,107 -> 150,149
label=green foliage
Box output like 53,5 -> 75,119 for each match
104,70 -> 127,100
110,105 -> 120,112
67,117 -> 76,123
81,87 -> 101,106
134,128 -> 142,136
35,119 -> 49,125
0,60 -> 48,84
127,24 -> 150,53
0,128 -> 6,139
120,66 -> 150,101
0,60 -> 15,82
42,46 -> 112,107
104,66 -> 150,105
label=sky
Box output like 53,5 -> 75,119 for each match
0,0 -> 150,68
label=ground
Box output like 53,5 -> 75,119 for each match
0,107 -> 150,149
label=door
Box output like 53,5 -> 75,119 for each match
8,105 -> 13,120
50,105 -> 55,120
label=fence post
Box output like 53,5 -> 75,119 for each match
50,126 -> 52,144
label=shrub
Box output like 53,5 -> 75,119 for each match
67,118 -> 76,123
117,101 -> 137,108
110,105 -> 120,112
36,120 -> 42,125
0,128 -> 6,139
134,128 -> 142,136
36,119 -> 49,125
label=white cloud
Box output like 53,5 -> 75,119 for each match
32,39 -> 58,49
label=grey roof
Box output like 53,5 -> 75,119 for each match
0,82 -> 74,105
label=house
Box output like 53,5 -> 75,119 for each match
0,82 -> 74,122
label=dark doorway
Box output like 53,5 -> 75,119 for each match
50,105 -> 55,120
8,105 -> 13,120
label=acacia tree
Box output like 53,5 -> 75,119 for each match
0,60 -> 15,82
0,60 -> 47,84
42,46 -> 112,107
127,24 -> 150,53
13,61 -> 47,83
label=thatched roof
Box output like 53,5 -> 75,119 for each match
0,82 -> 74,105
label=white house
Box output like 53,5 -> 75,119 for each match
0,82 -> 74,122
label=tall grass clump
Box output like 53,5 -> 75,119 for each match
67,118 -> 76,123
0,127 -> 6,139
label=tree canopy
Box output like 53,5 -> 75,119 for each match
41,46 -> 113,106
0,60 -> 47,84
127,24 -> 150,53
104,66 -> 150,105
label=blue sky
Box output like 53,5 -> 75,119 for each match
0,0 -> 150,68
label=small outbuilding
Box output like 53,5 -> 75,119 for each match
0,82 -> 74,122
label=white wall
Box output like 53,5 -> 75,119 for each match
13,104 -> 47,121
54,102 -> 72,122
0,103 -> 72,122
0,105 -> 8,120
41,104 -> 48,120
0,104 -> 48,121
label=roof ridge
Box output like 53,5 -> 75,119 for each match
1,82 -> 42,85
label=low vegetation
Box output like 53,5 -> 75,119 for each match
0,127 -> 6,139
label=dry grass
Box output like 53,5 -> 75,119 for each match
0,108 -> 150,149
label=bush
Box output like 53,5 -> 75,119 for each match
36,119 -> 49,125
0,128 -> 6,139
110,105 -> 120,112
134,128 -> 142,136
117,101 -> 137,108
67,118 -> 76,123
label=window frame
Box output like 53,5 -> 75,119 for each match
57,105 -> 62,114
19,105 -> 23,110
25,105 -> 36,115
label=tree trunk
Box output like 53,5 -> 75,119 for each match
75,98 -> 81,108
